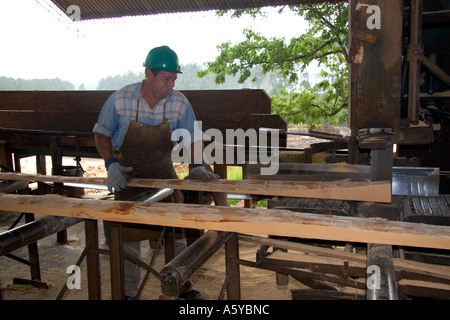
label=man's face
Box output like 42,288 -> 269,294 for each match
147,70 -> 177,100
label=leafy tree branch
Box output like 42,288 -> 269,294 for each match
201,3 -> 349,127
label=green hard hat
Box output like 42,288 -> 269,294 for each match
143,46 -> 182,74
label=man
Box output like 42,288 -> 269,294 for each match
93,45 -> 218,299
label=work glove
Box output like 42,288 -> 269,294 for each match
186,165 -> 229,206
186,165 -> 220,181
106,162 -> 133,192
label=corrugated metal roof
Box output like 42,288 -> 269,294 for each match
49,0 -> 343,21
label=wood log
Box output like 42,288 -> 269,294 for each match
0,172 -> 392,203
0,194 -> 449,250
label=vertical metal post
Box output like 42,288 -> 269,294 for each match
0,142 -> 14,172
35,155 -> 50,194
50,137 -> 68,244
24,213 -> 41,281
85,219 -> 101,300
407,0 -> 423,124
367,146 -> 398,300
13,153 -> 42,282
225,234 -> 241,300
370,147 -> 393,182
109,222 -> 125,300
164,227 -> 175,264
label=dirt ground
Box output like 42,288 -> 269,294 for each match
0,125 -> 349,300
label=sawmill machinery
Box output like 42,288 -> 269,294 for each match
0,0 -> 449,300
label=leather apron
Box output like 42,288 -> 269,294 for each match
112,97 -> 182,242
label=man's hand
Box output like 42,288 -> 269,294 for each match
107,162 -> 133,192
186,165 -> 229,206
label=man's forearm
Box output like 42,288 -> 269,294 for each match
95,132 -> 115,161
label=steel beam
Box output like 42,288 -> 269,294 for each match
0,216 -> 82,256
160,231 -> 233,298
366,244 -> 398,300
407,0 -> 424,124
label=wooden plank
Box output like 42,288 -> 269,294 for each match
0,91 -> 111,132
0,89 -> 282,133
394,258 -> 450,285
398,279 -> 450,299
0,194 -> 449,250
183,89 -> 273,124
251,235 -> 450,285
245,162 -> 372,181
241,234 -> 369,264
0,172 -> 392,203
0,90 -> 286,153
263,250 -> 366,277
240,234 -> 450,283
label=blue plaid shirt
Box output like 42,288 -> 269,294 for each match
93,81 -> 201,151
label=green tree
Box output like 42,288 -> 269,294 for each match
94,64 -> 293,92
96,70 -> 144,90
198,3 -> 349,128
0,76 -> 75,90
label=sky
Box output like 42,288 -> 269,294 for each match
0,0 -> 310,89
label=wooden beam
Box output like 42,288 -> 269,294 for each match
0,194 -> 449,250
241,234 -> 450,284
0,90 -> 282,134
398,279 -> 450,300
0,172 -> 392,203
239,235 -> 450,284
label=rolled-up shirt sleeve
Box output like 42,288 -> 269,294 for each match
93,94 -> 118,138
